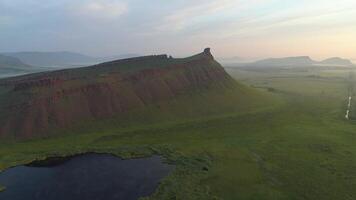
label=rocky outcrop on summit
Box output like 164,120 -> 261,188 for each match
0,48 -> 233,138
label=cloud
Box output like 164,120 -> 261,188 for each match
1,0 -> 356,58
72,0 -> 128,20
220,1 -> 356,39
155,0 -> 234,32
153,0 -> 276,33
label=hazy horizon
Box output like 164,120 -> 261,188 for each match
1,0 -> 355,60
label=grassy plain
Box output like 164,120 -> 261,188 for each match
1,66 -> 356,200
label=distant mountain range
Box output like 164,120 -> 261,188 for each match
2,52 -> 140,68
0,52 -> 140,78
0,54 -> 30,69
231,56 -> 355,69
0,54 -> 51,78
2,52 -> 97,67
252,56 -> 316,67
319,57 -> 354,66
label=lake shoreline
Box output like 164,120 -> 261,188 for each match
0,153 -> 175,200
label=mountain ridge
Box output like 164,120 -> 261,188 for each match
252,56 -> 316,67
3,51 -> 96,67
0,54 -> 48,78
0,54 -> 32,69
2,52 -> 140,68
230,56 -> 354,68
320,57 -> 354,66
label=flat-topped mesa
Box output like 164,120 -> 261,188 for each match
0,48 -> 234,139
0,48 -> 216,86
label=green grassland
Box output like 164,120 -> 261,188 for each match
1,67 -> 356,200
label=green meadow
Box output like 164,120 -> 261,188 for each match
1,67 -> 356,200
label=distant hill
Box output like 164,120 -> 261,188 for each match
0,54 -> 29,69
0,48 -> 261,138
250,56 -> 316,67
320,57 -> 354,66
2,52 -> 140,68
3,52 -> 98,67
231,56 -> 355,69
0,54 -> 48,78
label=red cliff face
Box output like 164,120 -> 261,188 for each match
0,49 -> 233,138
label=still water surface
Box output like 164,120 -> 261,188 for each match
0,154 -> 173,200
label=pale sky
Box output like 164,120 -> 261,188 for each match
0,0 -> 355,60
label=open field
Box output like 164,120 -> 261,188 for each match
1,67 -> 356,199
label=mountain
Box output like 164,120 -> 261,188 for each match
0,54 -> 30,69
0,54 -> 48,78
249,56 -> 317,68
3,52 -> 141,68
227,56 -> 355,69
3,52 -> 98,67
320,57 -> 354,66
0,48 -> 257,138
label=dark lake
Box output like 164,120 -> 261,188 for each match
0,154 -> 174,200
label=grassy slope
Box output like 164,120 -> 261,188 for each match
0,82 -> 277,165
0,81 -> 280,198
1,67 -> 356,199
